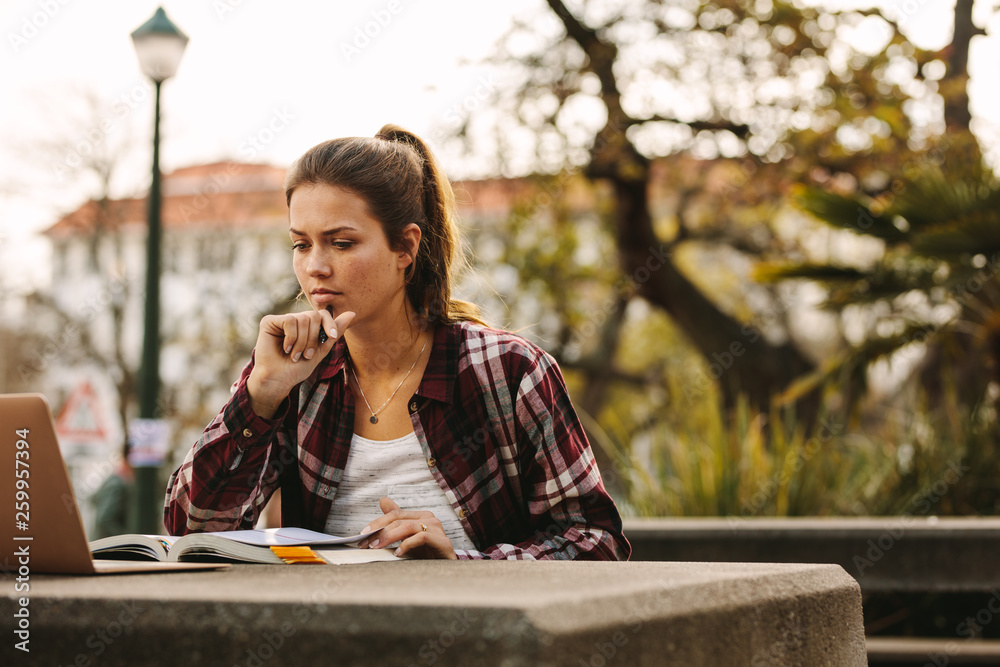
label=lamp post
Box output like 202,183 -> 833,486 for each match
131,6 -> 188,534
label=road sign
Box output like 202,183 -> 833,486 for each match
127,418 -> 170,467
55,380 -> 110,447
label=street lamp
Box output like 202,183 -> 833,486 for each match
131,6 -> 188,534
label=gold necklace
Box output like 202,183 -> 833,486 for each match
348,334 -> 428,424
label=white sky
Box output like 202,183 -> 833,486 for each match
1,0 -> 997,293
0,0 -> 541,290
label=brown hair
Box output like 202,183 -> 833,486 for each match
284,124 -> 484,325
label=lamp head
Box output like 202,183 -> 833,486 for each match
131,7 -> 189,82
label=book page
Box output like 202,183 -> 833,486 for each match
198,527 -> 378,547
313,547 -> 404,564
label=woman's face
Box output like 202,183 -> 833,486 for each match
289,183 -> 414,326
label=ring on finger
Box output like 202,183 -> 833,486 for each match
420,523 -> 428,532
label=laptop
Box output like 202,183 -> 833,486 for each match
1,393 -> 227,575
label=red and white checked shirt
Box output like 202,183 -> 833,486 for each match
164,321 -> 631,560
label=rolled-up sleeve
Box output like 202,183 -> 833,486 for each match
456,349 -> 630,560
164,360 -> 288,535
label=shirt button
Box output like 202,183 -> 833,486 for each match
242,428 -> 253,438
457,508 -> 468,519
409,401 -> 418,412
427,457 -> 437,468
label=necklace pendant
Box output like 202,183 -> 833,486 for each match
370,415 -> 378,424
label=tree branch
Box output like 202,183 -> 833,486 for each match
545,0 -> 631,124
632,115 -> 751,139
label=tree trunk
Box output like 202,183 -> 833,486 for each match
943,0 -> 984,132
546,0 -> 817,414
609,161 -> 815,412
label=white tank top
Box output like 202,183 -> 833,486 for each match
324,431 -> 476,550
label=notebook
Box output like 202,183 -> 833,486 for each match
0,393 -> 227,575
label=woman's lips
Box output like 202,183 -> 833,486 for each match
311,290 -> 342,304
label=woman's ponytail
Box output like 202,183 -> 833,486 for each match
373,124 -> 483,326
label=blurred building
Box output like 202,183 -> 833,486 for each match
41,161 -> 298,419
40,163 -> 536,398
27,162 -> 301,531
21,161 -> 543,531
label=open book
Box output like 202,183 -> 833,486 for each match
89,527 -> 402,565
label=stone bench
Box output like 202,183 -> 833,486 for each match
624,517 -> 1000,592
2,560 -> 866,666
625,517 -> 1000,665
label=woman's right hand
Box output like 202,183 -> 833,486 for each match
246,309 -> 355,418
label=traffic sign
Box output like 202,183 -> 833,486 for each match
55,381 -> 110,447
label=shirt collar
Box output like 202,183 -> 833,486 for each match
317,336 -> 349,383
315,322 -> 459,405
415,323 -> 458,405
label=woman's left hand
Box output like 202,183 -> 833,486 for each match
358,497 -> 457,559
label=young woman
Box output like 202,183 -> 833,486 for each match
164,125 -> 630,560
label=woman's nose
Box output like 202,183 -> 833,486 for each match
307,250 -> 332,277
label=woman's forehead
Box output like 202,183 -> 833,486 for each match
288,183 -> 380,231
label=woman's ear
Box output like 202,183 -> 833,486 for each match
398,223 -> 421,271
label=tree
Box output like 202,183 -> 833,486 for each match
764,157 -> 1000,404
452,0 -> 991,420
752,0 -> 996,409
9,89 -> 143,456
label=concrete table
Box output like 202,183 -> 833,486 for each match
2,560 -> 866,666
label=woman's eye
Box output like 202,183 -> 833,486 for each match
292,240 -> 352,251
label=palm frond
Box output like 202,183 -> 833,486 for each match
891,167 -> 1000,235
912,212 -> 1000,258
776,322 -> 937,406
754,262 -> 868,283
794,185 -> 907,243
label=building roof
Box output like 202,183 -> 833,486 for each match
44,162 -> 289,239
42,160 -> 615,241
43,156 -> 746,241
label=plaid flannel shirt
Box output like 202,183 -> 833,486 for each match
164,321 -> 630,560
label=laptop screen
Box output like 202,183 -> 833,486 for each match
1,394 -> 99,574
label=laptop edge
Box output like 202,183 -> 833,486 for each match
0,393 -> 225,575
